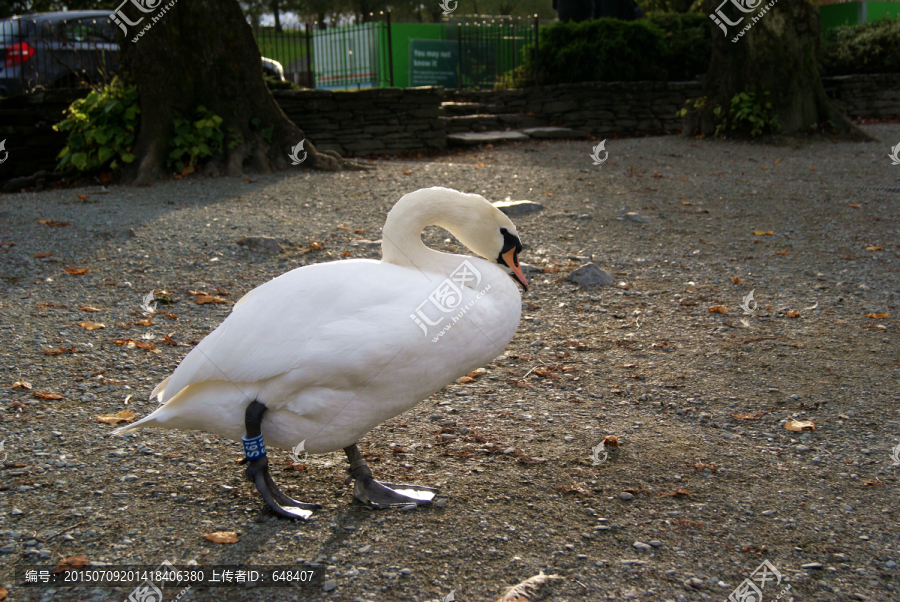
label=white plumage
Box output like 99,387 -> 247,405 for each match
116,187 -> 526,458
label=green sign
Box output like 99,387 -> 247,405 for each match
409,39 -> 458,88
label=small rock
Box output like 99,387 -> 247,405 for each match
492,199 -> 544,216
399,568 -> 411,576
567,263 -> 615,287
434,499 -> 448,508
633,541 -> 652,552
520,126 -> 579,139
620,211 -> 651,223
796,445 -> 810,452
649,540 -> 662,547
400,504 -> 416,512
358,545 -> 370,554
762,510 -> 776,517
802,563 -> 823,570
321,579 -> 336,592
449,131 -> 530,146
619,492 -> 634,501
239,236 -> 281,254
11,508 -> 24,516
684,577 -> 705,590
0,544 -> 15,553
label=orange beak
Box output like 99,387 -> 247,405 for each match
502,248 -> 528,291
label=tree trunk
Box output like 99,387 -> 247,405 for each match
692,0 -> 871,140
117,0 -> 357,186
270,0 -> 282,32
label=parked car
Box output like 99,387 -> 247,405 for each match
0,10 -> 285,96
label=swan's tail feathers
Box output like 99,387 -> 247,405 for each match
112,411 -> 161,436
149,376 -> 170,403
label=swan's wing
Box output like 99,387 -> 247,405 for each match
158,260 -> 434,404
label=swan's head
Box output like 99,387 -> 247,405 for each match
442,191 -> 528,292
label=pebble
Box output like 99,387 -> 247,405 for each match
400,504 -> 416,512
802,563 -> 823,570
619,492 -> 634,501
358,545 -> 370,554
762,510 -> 776,516
491,199 -> 544,216
684,577 -> 705,590
633,541 -> 652,552
434,499 -> 447,508
321,579 -> 336,592
649,540 -> 662,547
567,263 -> 615,287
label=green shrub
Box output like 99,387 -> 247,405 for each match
54,77 -> 139,172
645,11 -> 711,80
821,16 -> 900,76
714,91 -> 779,138
526,18 -> 671,84
167,106 -> 225,172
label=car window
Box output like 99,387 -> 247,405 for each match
62,17 -> 117,44
0,18 -> 36,43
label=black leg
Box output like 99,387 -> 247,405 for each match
240,400 -> 321,520
343,443 -> 438,509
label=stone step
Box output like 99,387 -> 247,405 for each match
447,131 -> 531,146
440,113 -> 549,133
440,101 -> 504,116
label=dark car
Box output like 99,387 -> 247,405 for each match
0,10 -> 285,97
0,10 -> 119,96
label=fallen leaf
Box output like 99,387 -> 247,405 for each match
195,295 -> 227,304
96,410 -> 135,425
602,435 -> 619,447
732,277 -> 743,284
732,412 -> 765,420
203,531 -> 239,544
76,194 -> 89,201
341,251 -> 352,257
77,321 -> 105,330
692,461 -> 716,472
848,203 -> 860,208
33,391 -> 63,400
65,267 -> 90,275
133,341 -> 156,351
862,480 -> 885,487
709,305 -> 728,314
80,306 -> 102,312
38,219 -> 69,227
866,312 -> 889,319
785,420 -> 815,432
43,346 -> 77,356
864,245 -> 883,252
243,177 -> 257,183
113,338 -> 134,345
12,381 -> 32,390
402,170 -> 412,175
760,166 -> 769,170
54,555 -> 89,573
809,167 -> 817,171
681,201 -> 692,205
163,334 -> 177,345
134,317 -> 152,326
659,488 -> 691,497
354,229 -> 365,234
0,586 -> 6,600
34,252 -> 52,258
775,159 -> 781,165
773,250 -> 788,255
752,230 -> 774,236
785,310 -> 800,318
456,376 -> 476,383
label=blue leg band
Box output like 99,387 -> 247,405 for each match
242,433 -> 266,460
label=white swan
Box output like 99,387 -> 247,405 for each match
116,187 -> 528,518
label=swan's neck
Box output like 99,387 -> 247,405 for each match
381,189 -> 481,273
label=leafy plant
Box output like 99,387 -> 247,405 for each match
54,77 -> 139,172
167,106 -> 224,171
677,95 -> 706,118
714,92 -> 779,137
821,16 -> 900,76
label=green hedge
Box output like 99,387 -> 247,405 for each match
517,13 -> 709,85
644,11 -> 711,81
821,16 -> 900,76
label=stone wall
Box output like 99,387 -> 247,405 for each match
444,81 -> 705,136
823,74 -> 900,119
272,87 -> 446,156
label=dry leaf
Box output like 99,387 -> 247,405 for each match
65,267 -> 90,275
785,310 -> 800,318
54,555 -> 89,573
38,219 -> 69,227
133,341 -> 156,351
35,252 -> 52,258
12,381 -> 32,390
602,435 -> 619,447
0,586 -> 6,600
195,295 -> 227,304
134,317 -> 152,326
848,203 -> 860,208
203,531 -> 239,544
78,321 -> 105,330
809,167 -> 817,171
163,334 -> 177,345
43,346 -> 76,356
732,412 -> 765,420
456,376 -> 476,383
752,230 -> 774,236
113,338 -> 134,345
341,251 -> 352,257
681,201 -> 692,205
494,571 -> 562,602
80,306 -> 102,312
659,488 -> 691,497
866,312 -> 889,319
773,250 -> 788,255
692,461 -> 717,472
864,245 -> 883,252
33,391 -> 63,400
76,194 -> 89,201
709,305 -> 728,314
354,229 -> 365,234
785,420 -> 815,432
96,410 -> 135,425
732,277 -> 743,284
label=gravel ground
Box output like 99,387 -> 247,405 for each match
0,125 -> 899,602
